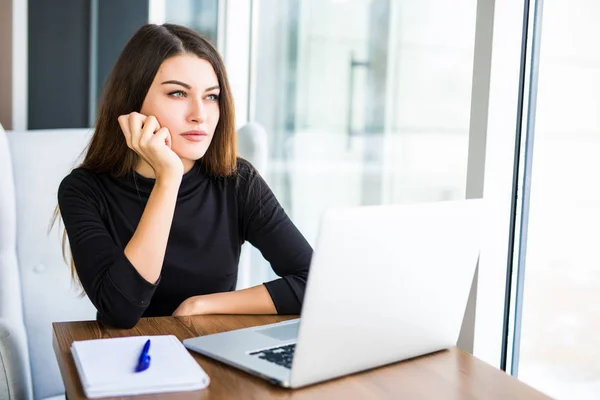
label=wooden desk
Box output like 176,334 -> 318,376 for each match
53,315 -> 550,399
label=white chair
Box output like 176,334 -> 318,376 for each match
237,121 -> 268,173
0,122 -> 269,399
0,124 -> 96,400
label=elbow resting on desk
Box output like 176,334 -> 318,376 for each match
99,311 -> 142,330
92,285 -> 152,329
84,276 -> 155,330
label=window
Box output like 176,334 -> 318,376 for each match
252,0 -> 478,256
511,1 -> 600,398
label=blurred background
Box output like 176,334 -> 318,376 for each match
1,0 -> 599,398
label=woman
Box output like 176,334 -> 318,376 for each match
56,23 -> 312,329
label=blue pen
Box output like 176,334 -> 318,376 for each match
135,339 -> 151,372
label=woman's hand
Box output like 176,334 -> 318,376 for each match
172,286 -> 277,316
118,112 -> 184,181
173,296 -> 205,317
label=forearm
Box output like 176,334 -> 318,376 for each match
124,178 -> 180,283
193,285 -> 277,315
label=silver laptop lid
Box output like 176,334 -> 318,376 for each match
290,199 -> 483,388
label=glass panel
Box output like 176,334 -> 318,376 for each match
515,1 -> 600,398
251,0 -> 477,282
163,0 -> 219,44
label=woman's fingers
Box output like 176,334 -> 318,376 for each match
118,114 -> 133,149
139,115 -> 160,148
117,113 -> 183,179
152,127 -> 172,149
119,112 -> 147,150
128,112 -> 147,150
119,112 -> 163,154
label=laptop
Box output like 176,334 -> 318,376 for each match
183,199 -> 483,388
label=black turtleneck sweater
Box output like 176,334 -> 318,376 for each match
57,158 -> 312,329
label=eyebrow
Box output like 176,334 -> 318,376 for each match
161,80 -> 220,92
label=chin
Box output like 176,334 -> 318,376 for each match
173,147 -> 209,162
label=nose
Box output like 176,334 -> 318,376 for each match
188,97 -> 206,124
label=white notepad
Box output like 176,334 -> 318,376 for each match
71,335 -> 210,398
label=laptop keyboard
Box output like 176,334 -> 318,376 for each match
249,343 -> 296,369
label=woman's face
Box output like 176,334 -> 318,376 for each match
140,53 -> 221,169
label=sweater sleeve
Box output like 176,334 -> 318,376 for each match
236,159 -> 313,314
57,171 -> 158,328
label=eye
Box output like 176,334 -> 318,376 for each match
168,90 -> 187,98
206,93 -> 220,101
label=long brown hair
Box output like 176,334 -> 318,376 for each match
52,23 -> 237,287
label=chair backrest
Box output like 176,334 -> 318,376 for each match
3,128 -> 97,399
0,123 -> 33,400
237,122 -> 268,173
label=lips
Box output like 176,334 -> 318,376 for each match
181,130 -> 208,142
